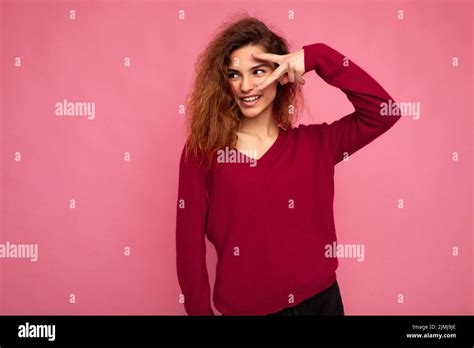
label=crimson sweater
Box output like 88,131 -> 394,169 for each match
176,43 -> 401,315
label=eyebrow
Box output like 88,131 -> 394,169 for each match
228,63 -> 273,72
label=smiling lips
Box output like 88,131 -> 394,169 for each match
240,94 -> 262,106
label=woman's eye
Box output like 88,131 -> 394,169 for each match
228,69 -> 265,79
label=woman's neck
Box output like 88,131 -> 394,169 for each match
237,108 -> 279,139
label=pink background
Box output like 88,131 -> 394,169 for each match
1,0 -> 472,315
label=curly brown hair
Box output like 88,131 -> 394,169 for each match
183,12 -> 305,168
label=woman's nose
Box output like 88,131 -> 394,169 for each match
240,76 -> 255,92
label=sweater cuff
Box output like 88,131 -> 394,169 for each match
302,43 -> 329,73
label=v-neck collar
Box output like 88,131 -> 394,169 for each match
235,126 -> 287,167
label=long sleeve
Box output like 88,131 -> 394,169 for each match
302,43 -> 402,164
175,146 -> 214,316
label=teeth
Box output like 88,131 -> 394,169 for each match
242,95 -> 260,102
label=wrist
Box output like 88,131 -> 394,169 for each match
302,43 -> 328,73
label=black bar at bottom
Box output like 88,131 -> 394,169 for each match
0,315 -> 472,346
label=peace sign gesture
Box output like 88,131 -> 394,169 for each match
252,48 -> 306,91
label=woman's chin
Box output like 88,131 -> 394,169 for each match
239,109 -> 261,118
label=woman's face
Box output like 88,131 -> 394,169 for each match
227,45 -> 278,119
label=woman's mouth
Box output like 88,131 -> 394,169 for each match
239,95 -> 262,107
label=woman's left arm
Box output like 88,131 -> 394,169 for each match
301,43 -> 402,164
254,43 -> 402,165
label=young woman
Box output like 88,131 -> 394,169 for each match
176,15 -> 401,316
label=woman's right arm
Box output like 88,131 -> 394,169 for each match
175,146 -> 215,316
